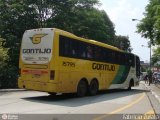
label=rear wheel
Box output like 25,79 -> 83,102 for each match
89,80 -> 98,96
77,80 -> 87,97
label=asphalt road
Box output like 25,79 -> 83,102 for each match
0,83 -> 160,120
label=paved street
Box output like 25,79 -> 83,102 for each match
0,82 -> 160,120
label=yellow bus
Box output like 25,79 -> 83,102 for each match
18,28 -> 140,97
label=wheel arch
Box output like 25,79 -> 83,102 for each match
78,78 -> 89,87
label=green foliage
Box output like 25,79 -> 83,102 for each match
0,38 -> 8,62
44,1 -> 115,44
141,66 -> 147,72
137,0 -> 160,45
0,0 -> 132,88
0,38 -> 17,88
0,64 -> 18,88
152,47 -> 160,65
114,35 -> 132,52
147,69 -> 153,76
137,0 -> 160,68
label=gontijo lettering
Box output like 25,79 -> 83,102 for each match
23,48 -> 51,54
92,63 -> 115,71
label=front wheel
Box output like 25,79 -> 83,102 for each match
77,80 -> 87,97
127,80 -> 134,90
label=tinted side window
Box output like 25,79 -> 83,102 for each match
59,35 -> 71,57
136,56 -> 140,77
125,54 -> 130,66
121,53 -> 126,65
102,48 -> 109,62
59,35 -> 136,66
59,35 -> 89,59
129,54 -> 135,67
93,46 -> 104,61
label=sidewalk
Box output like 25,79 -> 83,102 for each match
141,81 -> 160,103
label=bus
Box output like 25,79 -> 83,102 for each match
18,28 -> 140,97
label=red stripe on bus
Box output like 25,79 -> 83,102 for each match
22,70 -> 29,73
41,71 -> 48,74
22,70 -> 48,74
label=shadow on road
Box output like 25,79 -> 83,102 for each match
22,88 -> 149,107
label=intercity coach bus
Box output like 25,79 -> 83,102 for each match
18,28 -> 140,97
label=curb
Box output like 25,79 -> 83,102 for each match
155,84 -> 160,89
0,89 -> 26,93
143,83 -> 160,103
150,90 -> 160,103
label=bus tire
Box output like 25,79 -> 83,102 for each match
77,80 -> 87,97
128,79 -> 134,90
89,79 -> 98,96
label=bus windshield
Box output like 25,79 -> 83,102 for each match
21,28 -> 54,64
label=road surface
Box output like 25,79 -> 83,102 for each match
0,83 -> 159,120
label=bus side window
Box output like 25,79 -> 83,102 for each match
121,53 -> 125,65
70,39 -> 87,58
70,40 -> 76,57
72,49 -> 76,56
107,49 -> 110,62
80,43 -> 87,58
100,48 -> 105,62
103,48 -> 109,63
59,35 -> 70,57
125,54 -> 129,66
76,42 -> 86,58
129,54 -> 135,67
111,51 -> 116,63
72,40 -> 86,58
132,54 -> 135,67
87,45 -> 93,59
136,56 -> 140,77
94,46 -> 104,61
60,35 -> 77,57
115,52 -> 120,64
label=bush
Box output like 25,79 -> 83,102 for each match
0,39 -> 18,89
0,63 -> 18,89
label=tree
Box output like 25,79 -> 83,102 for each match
114,35 -> 132,52
137,0 -> 160,66
152,47 -> 160,65
137,0 -> 160,45
0,38 -> 17,88
0,0 -> 132,88
0,0 -> 116,88
71,9 -> 115,44
0,0 -> 115,66
46,1 -> 115,44
0,38 -> 8,62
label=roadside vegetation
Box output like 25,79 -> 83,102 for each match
0,0 -> 132,88
137,0 -> 160,66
